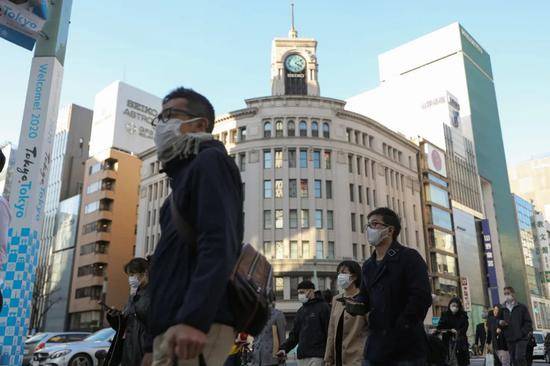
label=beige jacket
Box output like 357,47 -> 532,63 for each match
324,292 -> 368,366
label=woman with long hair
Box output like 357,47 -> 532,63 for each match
437,297 -> 470,366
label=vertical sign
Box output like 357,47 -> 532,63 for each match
460,276 -> 472,312
481,219 -> 500,305
0,56 -> 63,365
0,0 -> 48,50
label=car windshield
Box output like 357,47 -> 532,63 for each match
25,333 -> 47,344
534,333 -> 544,344
84,328 -> 115,342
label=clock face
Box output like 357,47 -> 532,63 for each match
285,54 -> 306,73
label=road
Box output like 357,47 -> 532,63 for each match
284,358 -> 548,365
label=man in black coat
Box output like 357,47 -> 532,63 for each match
142,87 -> 243,365
348,207 -> 432,366
486,305 -> 504,366
500,286 -> 533,366
277,280 -> 331,366
474,321 -> 487,355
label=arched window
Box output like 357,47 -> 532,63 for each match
311,121 -> 319,137
323,123 -> 330,138
275,120 -> 284,137
299,120 -> 308,137
264,121 -> 272,138
287,120 -> 295,136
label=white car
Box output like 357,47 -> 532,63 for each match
32,328 -> 115,366
533,330 -> 546,359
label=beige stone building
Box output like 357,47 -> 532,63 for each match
510,156 -> 550,220
135,24 -> 427,322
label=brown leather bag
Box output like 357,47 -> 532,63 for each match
169,195 -> 273,337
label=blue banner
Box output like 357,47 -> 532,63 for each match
0,0 -> 48,50
481,219 -> 500,305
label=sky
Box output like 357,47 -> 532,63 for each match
0,0 -> 549,167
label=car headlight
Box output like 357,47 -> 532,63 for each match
49,349 -> 71,359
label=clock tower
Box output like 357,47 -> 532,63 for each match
271,4 -> 320,96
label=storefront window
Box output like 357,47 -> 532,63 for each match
432,206 -> 453,231
432,229 -> 455,253
426,184 -> 450,208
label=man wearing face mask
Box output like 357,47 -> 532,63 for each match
104,258 -> 151,366
277,280 -> 331,366
499,287 -> 532,366
346,207 -> 432,366
325,260 -> 368,366
143,87 -> 243,366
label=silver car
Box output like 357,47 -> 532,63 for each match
23,332 -> 91,366
32,328 -> 115,366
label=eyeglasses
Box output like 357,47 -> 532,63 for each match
151,108 -> 201,127
366,221 -> 388,229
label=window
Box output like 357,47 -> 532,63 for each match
275,121 -> 284,137
300,149 -> 308,168
413,204 -> 417,221
86,181 -> 101,195
290,209 -> 298,229
385,168 -> 389,185
275,241 -> 284,259
263,241 -> 274,259
275,149 -> 283,168
301,209 -> 309,228
362,133 -> 367,146
365,159 -> 369,177
315,210 -> 323,229
426,184 -> 450,208
275,180 -> 284,198
360,214 -> 365,233
287,120 -> 296,136
302,241 -> 310,259
238,127 -> 246,142
313,150 -> 321,169
289,179 -> 297,198
351,213 -> 356,232
431,207 -> 453,231
230,129 -> 237,143
75,286 -> 103,300
89,163 -> 101,175
349,184 -> 355,202
328,242 -> 335,259
264,121 -> 272,138
263,210 -> 272,229
316,241 -> 324,259
371,161 -> 376,177
84,201 -> 100,214
369,136 -> 374,148
263,180 -> 272,198
311,121 -> 319,137
326,181 -> 333,199
348,154 -> 353,173
366,187 -> 370,205
432,253 -> 457,275
314,180 -> 322,198
290,241 -> 298,259
290,277 -> 299,299
238,153 -> 246,172
361,244 -> 367,260
80,241 -> 109,255
324,150 -> 332,169
346,128 -> 352,142
299,120 -> 308,136
353,244 -> 358,259
300,179 -> 308,198
263,150 -> 272,169
355,131 -> 360,144
77,263 -> 107,277
323,123 -> 330,138
373,189 -> 377,206
288,149 -> 297,168
275,210 -> 284,229
358,185 -> 363,203
432,229 -> 454,253
357,157 -> 362,175
275,277 -> 284,299
415,231 -> 420,247
327,210 -> 334,230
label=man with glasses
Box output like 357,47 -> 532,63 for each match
499,286 -> 532,366
346,207 -> 432,366
142,87 -> 243,366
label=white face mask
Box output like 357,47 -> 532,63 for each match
450,305 -> 459,314
298,293 -> 309,304
128,275 -> 140,290
154,118 -> 210,163
337,273 -> 352,290
367,226 -> 390,246
505,294 -> 515,303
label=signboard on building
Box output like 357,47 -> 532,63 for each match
481,219 -> 500,305
0,0 -> 48,50
425,143 -> 447,177
460,276 -> 472,311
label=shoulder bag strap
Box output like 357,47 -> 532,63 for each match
169,193 -> 198,255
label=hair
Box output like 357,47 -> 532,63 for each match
0,149 -> 5,173
367,207 -> 402,239
297,280 -> 315,290
337,260 -> 362,288
124,257 -> 149,275
448,297 -> 465,313
504,286 -> 515,294
323,289 -> 333,305
163,87 -> 215,132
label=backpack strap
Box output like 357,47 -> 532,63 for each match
169,193 -> 198,255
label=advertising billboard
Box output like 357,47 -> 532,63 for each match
0,0 -> 48,50
481,219 -> 500,305
425,143 -> 447,178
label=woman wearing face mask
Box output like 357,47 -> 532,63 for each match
324,261 -> 368,366
437,297 -> 470,366
104,257 -> 151,366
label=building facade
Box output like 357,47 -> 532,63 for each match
135,24 -> 428,324
347,22 -> 521,305
510,156 -> 550,221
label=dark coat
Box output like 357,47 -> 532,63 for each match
147,140 -> 243,342
475,323 -> 486,346
356,241 -> 432,363
105,285 -> 151,366
501,302 -> 533,343
437,310 -> 470,366
487,310 -> 507,351
281,297 -> 331,359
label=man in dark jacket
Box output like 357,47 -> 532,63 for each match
348,207 -> 432,366
486,305 -> 505,366
142,87 -> 243,366
500,286 -> 532,366
474,321 -> 487,355
277,280 -> 330,366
